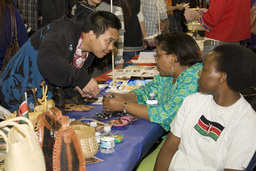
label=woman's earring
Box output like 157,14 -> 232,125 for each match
171,65 -> 174,76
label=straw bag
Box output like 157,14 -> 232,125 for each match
1,5 -> 20,75
71,124 -> 98,159
0,117 -> 45,171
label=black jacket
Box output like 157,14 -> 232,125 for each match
73,1 -> 96,22
1,16 -> 95,112
35,16 -> 95,90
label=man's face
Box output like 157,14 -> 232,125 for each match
82,27 -> 119,58
198,51 -> 222,94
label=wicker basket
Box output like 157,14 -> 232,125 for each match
71,125 -> 99,159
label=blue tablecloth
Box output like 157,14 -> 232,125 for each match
66,103 -> 165,171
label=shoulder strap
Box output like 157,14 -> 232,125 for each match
7,4 -> 18,42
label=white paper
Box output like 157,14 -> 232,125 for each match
138,52 -> 155,60
131,52 -> 156,63
131,60 -> 156,64
106,67 -> 158,79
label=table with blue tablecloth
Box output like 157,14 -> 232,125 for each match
65,95 -> 165,171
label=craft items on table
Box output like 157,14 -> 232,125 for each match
93,111 -> 125,121
0,117 -> 46,171
53,116 -> 86,171
65,104 -> 95,111
36,107 -> 62,171
0,106 -> 12,121
33,81 -> 55,112
84,97 -> 99,103
104,79 -> 153,93
108,115 -> 138,128
115,135 -> 123,143
29,81 -> 55,123
78,117 -> 110,132
70,122 -> 99,159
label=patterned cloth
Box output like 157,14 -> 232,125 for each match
132,63 -> 202,131
141,0 -> 167,36
17,0 -> 39,31
72,34 -> 88,69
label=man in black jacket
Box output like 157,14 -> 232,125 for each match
1,11 -> 121,112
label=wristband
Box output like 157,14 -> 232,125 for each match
123,102 -> 127,114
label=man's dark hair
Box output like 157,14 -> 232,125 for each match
155,32 -> 202,66
213,44 -> 256,92
82,11 -> 121,38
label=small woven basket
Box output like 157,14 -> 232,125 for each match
71,125 -> 98,159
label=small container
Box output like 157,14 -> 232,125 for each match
100,126 -> 115,153
90,121 -> 101,144
146,93 -> 158,106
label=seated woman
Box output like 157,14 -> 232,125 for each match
154,44 -> 256,171
103,32 -> 202,170
103,32 -> 202,131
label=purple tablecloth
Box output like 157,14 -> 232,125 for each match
65,103 -> 164,171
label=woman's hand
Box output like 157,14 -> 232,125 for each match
103,96 -> 125,112
104,93 -> 124,99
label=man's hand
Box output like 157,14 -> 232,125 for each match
176,4 -> 185,11
75,78 -> 100,98
199,8 -> 208,13
184,8 -> 199,22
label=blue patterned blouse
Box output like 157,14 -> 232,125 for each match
132,63 -> 203,131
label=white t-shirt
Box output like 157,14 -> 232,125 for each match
169,92 -> 256,171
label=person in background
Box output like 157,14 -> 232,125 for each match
73,0 -> 101,22
17,0 -> 40,36
141,0 -> 168,37
1,11 -> 121,113
154,44 -> 256,171
38,0 -> 75,27
169,0 -> 184,32
98,0 -> 131,66
0,0 -> 28,78
123,0 -> 147,63
164,0 -> 185,32
103,32 -> 202,170
184,0 -> 251,58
